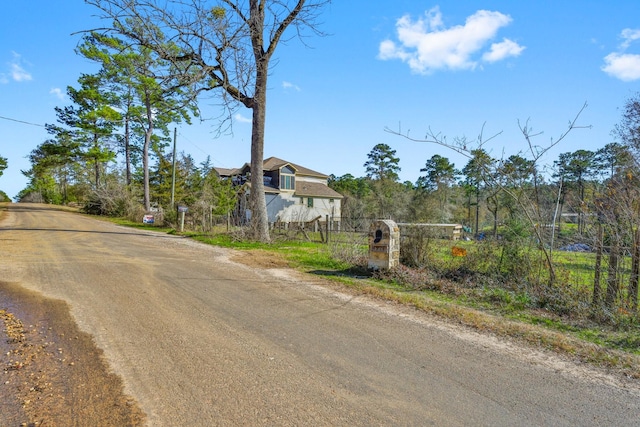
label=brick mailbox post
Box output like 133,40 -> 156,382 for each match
368,219 -> 400,270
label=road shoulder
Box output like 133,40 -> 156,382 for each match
0,281 -> 146,426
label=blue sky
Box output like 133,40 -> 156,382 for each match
1,1 -> 640,199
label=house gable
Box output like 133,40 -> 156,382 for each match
218,156 -> 343,224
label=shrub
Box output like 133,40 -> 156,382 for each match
329,232 -> 368,267
399,227 -> 438,267
82,186 -> 143,219
373,265 -> 441,291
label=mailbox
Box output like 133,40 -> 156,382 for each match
368,219 -> 400,270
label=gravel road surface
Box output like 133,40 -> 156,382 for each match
1,204 -> 639,426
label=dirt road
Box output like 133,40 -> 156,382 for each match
1,204 -> 639,426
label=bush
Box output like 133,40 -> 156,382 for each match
400,227 -> 438,267
482,287 -> 532,312
163,209 -> 178,228
373,264 -> 441,291
329,232 -> 368,267
82,186 -> 143,219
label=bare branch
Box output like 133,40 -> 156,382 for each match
519,101 -> 591,162
384,124 -> 503,160
386,103 -> 592,285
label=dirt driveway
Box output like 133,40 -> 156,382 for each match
1,204 -> 640,426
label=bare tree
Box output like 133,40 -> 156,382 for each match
86,0 -> 330,241
386,103 -> 591,284
609,93 -> 640,313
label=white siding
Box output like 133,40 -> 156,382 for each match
296,176 -> 326,185
272,192 -> 340,223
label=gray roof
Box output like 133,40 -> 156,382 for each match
295,181 -> 343,199
262,157 -> 328,178
224,156 -> 329,178
213,167 -> 239,177
214,156 -> 343,199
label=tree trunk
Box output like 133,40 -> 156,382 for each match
629,226 -> 640,312
558,196 -> 565,235
246,0 -> 272,243
475,188 -> 480,237
248,65 -> 270,242
578,182 -> 585,235
605,231 -> 620,310
143,97 -> 154,212
467,192 -> 472,230
439,187 -> 447,222
592,222 -> 603,309
487,194 -> 498,238
143,131 -> 151,212
125,113 -> 132,186
93,133 -> 101,189
61,167 -> 68,205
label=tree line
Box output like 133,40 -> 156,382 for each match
335,138 -> 634,238
14,0 -> 330,242
329,95 -> 640,320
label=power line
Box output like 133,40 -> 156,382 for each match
0,115 -> 45,127
0,113 -> 233,165
177,131 -> 209,156
176,130 -> 226,166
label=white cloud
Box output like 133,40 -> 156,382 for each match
482,38 -> 525,62
602,53 -> 640,81
50,87 -> 65,100
378,7 -> 523,74
9,52 -> 32,82
602,28 -> 640,81
282,81 -> 301,91
234,113 -> 252,123
11,63 -> 32,82
621,28 -> 640,49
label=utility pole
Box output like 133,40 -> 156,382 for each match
170,127 -> 177,208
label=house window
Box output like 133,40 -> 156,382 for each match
307,197 -> 314,208
300,197 -> 304,204
280,173 -> 295,190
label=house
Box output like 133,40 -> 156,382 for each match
215,157 -> 343,229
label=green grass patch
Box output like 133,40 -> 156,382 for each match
193,233 -> 268,249
285,248 -> 350,271
194,233 -> 352,271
